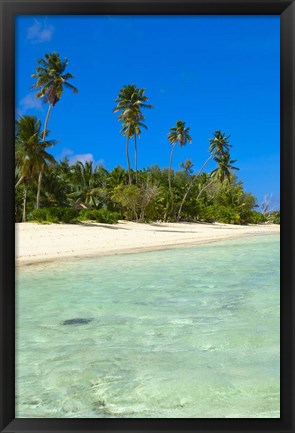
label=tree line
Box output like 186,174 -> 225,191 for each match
15,52 -> 279,225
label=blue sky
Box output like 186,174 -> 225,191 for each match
15,15 -> 280,210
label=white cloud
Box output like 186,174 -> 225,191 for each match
27,20 -> 54,44
18,93 -> 43,115
59,149 -> 105,167
69,153 -> 94,165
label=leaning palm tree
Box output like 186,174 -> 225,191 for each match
113,84 -> 152,184
177,130 -> 232,221
167,120 -> 192,198
194,151 -> 239,203
209,130 -> 232,156
15,115 -> 56,220
31,52 -> 78,208
210,152 -> 239,183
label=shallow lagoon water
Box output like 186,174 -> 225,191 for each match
16,234 -> 280,418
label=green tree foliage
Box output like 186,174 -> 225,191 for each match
210,152 -> 239,182
112,181 -> 160,222
177,131 -> 239,221
15,115 -> 56,220
67,161 -> 102,208
16,63 -> 275,225
32,52 -> 78,208
113,84 -> 153,184
112,184 -> 141,221
16,154 -> 269,225
167,120 -> 192,199
28,207 -> 79,223
78,208 -> 120,224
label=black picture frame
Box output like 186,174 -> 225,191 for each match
0,1 -> 294,432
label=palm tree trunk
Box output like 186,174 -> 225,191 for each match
177,154 -> 212,221
36,169 -> 43,209
195,178 -> 215,201
22,186 -> 27,222
15,175 -> 25,188
134,134 -> 138,184
37,103 -> 52,209
168,144 -> 176,198
43,104 -> 52,141
126,136 -> 131,185
163,196 -> 169,222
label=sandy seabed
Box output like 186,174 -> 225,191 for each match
15,221 -> 280,267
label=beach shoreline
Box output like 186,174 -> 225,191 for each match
15,221 -> 280,268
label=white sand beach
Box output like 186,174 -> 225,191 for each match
15,221 -> 280,267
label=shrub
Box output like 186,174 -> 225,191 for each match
198,205 -> 238,224
78,209 -> 96,221
78,208 -> 119,224
198,205 -> 216,223
267,211 -> 280,224
96,208 -> 120,224
272,214 -> 280,224
28,208 -> 47,222
28,207 -> 79,223
247,211 -> 267,224
45,207 -> 62,223
59,208 -> 79,223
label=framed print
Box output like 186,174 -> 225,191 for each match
0,0 -> 294,432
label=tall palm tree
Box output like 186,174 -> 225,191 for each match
31,52 -> 78,208
15,115 -> 56,220
194,151 -> 239,203
177,130 -> 232,221
131,114 -> 148,183
209,130 -> 232,156
167,120 -> 192,198
117,118 -> 134,185
113,84 -> 152,184
119,113 -> 148,183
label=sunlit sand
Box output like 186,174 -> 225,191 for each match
16,221 -> 279,267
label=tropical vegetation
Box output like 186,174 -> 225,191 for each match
31,52 -> 78,208
15,52 -> 279,225
113,84 -> 152,184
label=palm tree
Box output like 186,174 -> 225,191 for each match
209,130 -> 232,156
68,160 -> 104,208
177,130 -> 232,221
119,114 -> 148,183
117,118 -> 134,185
15,115 -> 56,220
180,159 -> 194,176
113,84 -> 152,184
167,120 -> 192,198
31,52 -> 78,208
108,165 -> 130,188
193,151 -> 239,204
210,152 -> 239,183
132,114 -> 148,183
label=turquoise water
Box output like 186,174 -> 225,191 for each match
16,234 -> 280,418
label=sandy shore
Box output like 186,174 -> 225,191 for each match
15,221 -> 280,267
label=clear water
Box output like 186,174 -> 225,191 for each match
16,234 -> 280,418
